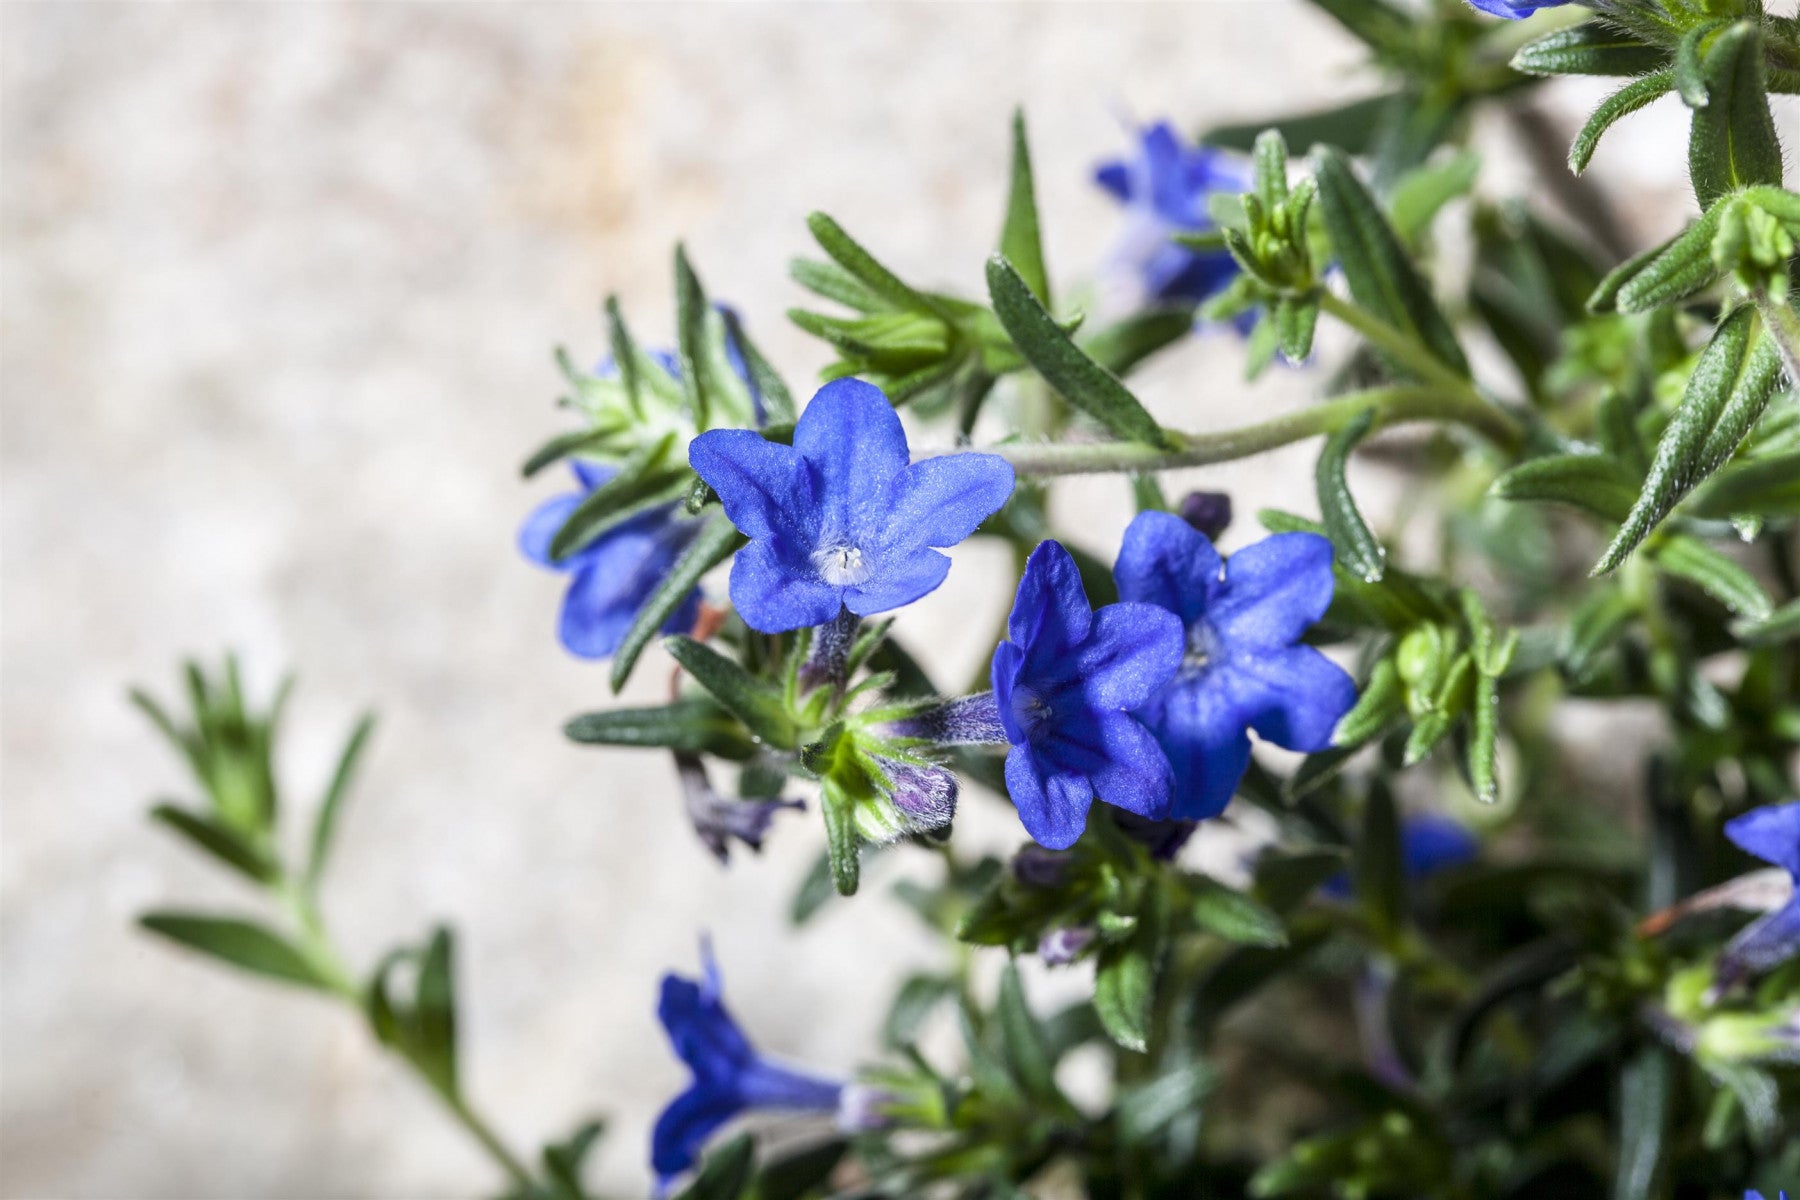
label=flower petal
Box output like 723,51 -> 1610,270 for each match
658,971 -> 755,1080
1075,601 -> 1185,712
1094,160 -> 1133,202
728,538 -> 843,634
1068,713 -> 1176,820
519,493 -> 583,570
559,557 -> 647,659
1114,509 -> 1223,627
1726,801 -> 1800,878
882,452 -> 1016,552
1007,540 -> 1093,668
1005,745 -> 1090,850
1144,670 -> 1254,821
1230,645 -> 1358,752
843,547 -> 952,617
792,378 -> 909,541
991,639 -> 1028,745
1719,899 -> 1800,981
1211,532 -> 1337,649
689,429 -> 814,544
735,1059 -> 844,1111
651,1082 -> 742,1187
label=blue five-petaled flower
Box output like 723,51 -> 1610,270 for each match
689,378 -> 1016,633
1115,511 -> 1357,821
1095,121 -> 1247,308
652,943 -> 842,1193
519,460 -> 702,659
1464,0 -> 1570,18
1720,800 -> 1800,985
992,540 -> 1186,850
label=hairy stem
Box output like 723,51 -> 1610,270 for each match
1315,292 -> 1483,404
443,1096 -> 536,1189
932,385 -> 1517,477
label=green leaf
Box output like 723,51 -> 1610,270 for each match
789,851 -> 835,925
413,926 -> 458,1094
719,308 -> 795,425
1334,657 -> 1404,749
1201,93 -> 1399,157
1564,587 -> 1638,682
820,781 -> 861,897
547,434 -> 686,561
1615,1046 -> 1671,1200
1512,23 -> 1667,78
1094,942 -> 1154,1052
1355,784 -> 1405,941
674,1132 -> 754,1200
1599,204 -> 1725,314
139,912 -> 336,992
1596,306 -> 1784,571
1650,534 -> 1773,619
996,962 -> 1058,1099
1387,150 -> 1479,246
663,637 -> 797,748
1314,147 -> 1469,377
1466,671 -> 1503,805
1189,876 -> 1288,947
1674,19 -> 1726,108
1115,1060 -> 1215,1147
998,109 -> 1050,308
674,245 -> 716,429
1491,453 -> 1640,522
806,212 -> 942,316
986,255 -> 1170,447
788,257 -> 894,313
752,1138 -> 848,1200
564,698 -> 757,761
611,510 -> 745,693
149,804 -> 277,883
540,1120 -> 606,1200
1685,449 -> 1800,518
1570,72 -> 1674,175
1315,408 -> 1386,583
1273,294 -> 1320,364
885,972 -> 954,1048
1734,596 -> 1800,646
605,294 -> 648,417
305,713 -> 375,894
1304,0 -> 1410,55
520,428 -> 614,480
1687,23 -> 1783,208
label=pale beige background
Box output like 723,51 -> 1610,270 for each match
1,3 -> 1704,1198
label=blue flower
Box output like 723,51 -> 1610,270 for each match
652,943 -> 842,1193
992,540 -> 1185,849
1720,800 -> 1800,985
1095,121 -> 1246,307
1746,1191 -> 1791,1200
1322,813 -> 1481,899
519,460 -> 703,659
674,753 -> 802,864
1465,0 -> 1570,18
689,378 -> 1015,633
1113,511 -> 1357,821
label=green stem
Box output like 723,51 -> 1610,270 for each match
274,877 -> 537,1192
1316,292 -> 1483,404
1752,285 -> 1800,387
940,385 -> 1517,477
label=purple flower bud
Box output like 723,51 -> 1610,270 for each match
1177,490 -> 1233,541
881,693 -> 1008,746
874,757 -> 958,833
1038,926 -> 1095,966
676,754 -> 803,864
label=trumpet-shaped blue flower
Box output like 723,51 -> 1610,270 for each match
518,460 -> 702,659
992,540 -> 1185,849
690,378 -> 1015,633
1465,0 -> 1570,18
652,944 -> 842,1193
1095,121 -> 1246,307
1747,1191 -> 1790,1200
1720,800 -> 1800,984
1114,511 -> 1357,821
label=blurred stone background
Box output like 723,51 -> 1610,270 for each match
1,3 -> 1708,1197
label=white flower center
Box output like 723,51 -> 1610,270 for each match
813,543 -> 872,587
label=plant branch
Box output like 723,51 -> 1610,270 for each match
1315,292 -> 1482,403
930,386 -> 1518,477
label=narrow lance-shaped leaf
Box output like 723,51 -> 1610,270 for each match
673,1133 -> 755,1200
305,712 -> 375,894
565,698 -> 758,761
996,962 -> 1058,1100
998,109 -> 1050,308
139,912 -> 338,993
1650,534 -> 1774,620
1355,782 -> 1405,941
149,804 -> 278,884
1189,876 -> 1287,948
1094,941 -> 1154,1053
611,509 -> 746,692
663,636 -> 797,748
1571,72 -> 1674,175
547,433 -> 684,561
806,212 -> 945,317
1595,305 -> 1783,572
820,779 -> 861,897
606,294 -> 646,418
718,308 -> 796,425
1316,408 -> 1386,583
986,255 -> 1171,447
413,926 -> 458,1094
1511,24 -> 1667,78
1313,147 -> 1469,376
1687,23 -> 1783,209
675,245 -> 715,429
1490,453 -> 1640,523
